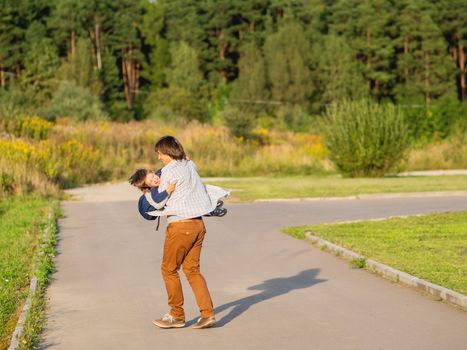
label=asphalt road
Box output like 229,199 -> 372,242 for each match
40,184 -> 467,350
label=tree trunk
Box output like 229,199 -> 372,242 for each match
71,30 -> 76,57
136,62 -> 140,92
218,29 -> 228,82
122,47 -> 138,110
404,36 -> 409,81
122,54 -> 131,109
450,46 -> 458,61
424,51 -> 430,103
248,21 -> 255,33
95,22 -> 102,71
0,64 -> 5,87
366,31 -> 372,89
459,43 -> 465,101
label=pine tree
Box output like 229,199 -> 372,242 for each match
230,42 -> 268,112
101,48 -> 125,116
198,0 -> 242,83
110,0 -> 144,110
264,21 -> 312,105
394,0 -> 456,103
140,1 -> 170,90
315,34 -> 367,105
56,37 -> 102,96
166,41 -> 203,94
428,0 -> 467,101
21,21 -> 60,103
48,0 -> 88,57
0,0 -> 27,86
329,0 -> 396,100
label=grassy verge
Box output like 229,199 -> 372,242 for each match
207,175 -> 467,202
16,203 -> 60,350
282,211 -> 467,294
0,197 -> 59,350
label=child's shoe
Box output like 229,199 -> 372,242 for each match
206,207 -> 227,217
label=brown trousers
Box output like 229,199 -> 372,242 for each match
161,218 -> 214,320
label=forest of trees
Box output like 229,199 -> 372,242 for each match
0,0 -> 465,139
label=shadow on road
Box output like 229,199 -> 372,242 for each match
189,268 -> 326,327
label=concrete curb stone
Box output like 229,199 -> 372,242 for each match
304,231 -> 467,311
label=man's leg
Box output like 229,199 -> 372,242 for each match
159,223 -> 187,321
181,220 -> 215,319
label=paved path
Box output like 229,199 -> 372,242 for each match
40,184 -> 467,350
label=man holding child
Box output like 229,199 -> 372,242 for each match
137,135 -> 226,329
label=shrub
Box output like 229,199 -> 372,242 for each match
222,106 -> 256,139
401,95 -> 466,144
145,87 -> 208,123
0,83 -> 36,119
1,116 -> 53,140
322,99 -> 409,177
46,81 -> 107,122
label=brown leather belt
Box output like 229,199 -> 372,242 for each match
173,217 -> 203,223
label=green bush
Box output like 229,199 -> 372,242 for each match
322,99 -> 409,177
145,87 -> 208,123
46,81 -> 107,121
222,106 -> 256,139
401,95 -> 466,144
0,83 -> 36,118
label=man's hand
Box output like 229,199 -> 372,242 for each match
166,182 -> 176,194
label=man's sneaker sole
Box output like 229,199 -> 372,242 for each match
152,320 -> 185,329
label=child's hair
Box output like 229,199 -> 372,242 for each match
128,168 -> 151,192
154,135 -> 186,160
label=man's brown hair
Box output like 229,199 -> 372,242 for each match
128,168 -> 150,192
154,136 -> 186,160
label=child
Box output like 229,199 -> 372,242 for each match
128,168 -> 227,223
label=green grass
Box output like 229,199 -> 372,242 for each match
283,211 -> 467,294
207,175 -> 467,202
0,197 -> 54,350
17,204 -> 60,350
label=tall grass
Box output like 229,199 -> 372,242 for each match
405,133 -> 467,170
48,119 -> 330,178
0,117 -> 330,194
1,114 -> 464,196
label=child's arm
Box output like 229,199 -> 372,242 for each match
146,183 -> 176,209
147,187 -> 169,210
138,196 -> 156,221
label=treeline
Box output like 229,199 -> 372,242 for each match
0,0 -> 465,138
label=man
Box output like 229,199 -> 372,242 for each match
152,135 -> 217,329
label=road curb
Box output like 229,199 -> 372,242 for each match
304,231 -> 467,311
8,212 -> 53,350
254,191 -> 467,202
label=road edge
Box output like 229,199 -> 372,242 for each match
304,231 -> 467,311
254,191 -> 467,202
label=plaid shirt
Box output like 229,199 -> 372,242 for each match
149,160 -> 228,223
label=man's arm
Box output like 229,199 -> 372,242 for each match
158,167 -> 176,192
